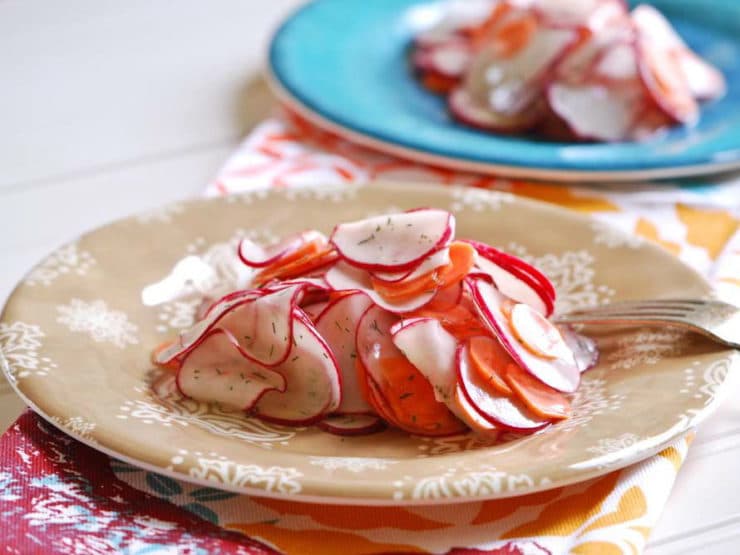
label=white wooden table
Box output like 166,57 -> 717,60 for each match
1,2 -> 737,553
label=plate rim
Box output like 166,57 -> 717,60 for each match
2,183 -> 738,505
266,0 -> 740,182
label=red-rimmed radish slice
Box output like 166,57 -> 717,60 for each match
559,325 -> 599,373
592,41 -> 639,81
456,342 -> 550,431
463,240 -> 556,303
470,278 -> 580,393
372,247 -> 451,284
317,413 -> 386,436
315,291 -> 375,414
325,261 -> 436,313
201,289 -> 263,319
154,291 -> 267,366
176,328 -> 286,411
636,39 -> 698,124
254,311 -> 341,425
509,303 -> 572,360
426,281 -> 464,311
465,240 -> 554,315
631,4 -> 725,100
330,209 -> 454,272
413,40 -> 472,78
449,384 -> 500,435
238,230 -> 326,269
547,80 -> 642,141
449,87 -> 544,132
302,301 -> 329,321
462,19 -> 577,117
502,362 -> 571,420
390,317 -> 459,403
413,0 -> 499,47
356,306 -> 465,436
215,284 -> 303,366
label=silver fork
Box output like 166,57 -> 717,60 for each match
556,298 -> 740,350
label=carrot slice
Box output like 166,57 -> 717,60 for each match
379,355 -> 466,436
468,336 -> 513,396
507,302 -> 570,360
503,362 -> 570,420
470,2 -> 513,50
421,71 -> 459,94
151,341 -> 180,371
491,13 -> 538,58
409,303 -> 488,341
371,241 -> 476,303
254,246 -> 338,285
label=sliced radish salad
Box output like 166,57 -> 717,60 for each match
412,0 -> 726,141
152,209 -> 598,438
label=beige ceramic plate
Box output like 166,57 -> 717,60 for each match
1,183 -> 737,505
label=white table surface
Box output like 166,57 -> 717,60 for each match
1,2 -> 738,553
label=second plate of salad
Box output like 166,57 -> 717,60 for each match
268,0 -> 740,181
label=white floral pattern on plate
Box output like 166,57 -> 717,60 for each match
605,329 -> 690,370
24,243 -> 96,287
56,299 -> 138,348
0,321 -> 57,383
450,186 -> 515,213
308,457 -> 399,473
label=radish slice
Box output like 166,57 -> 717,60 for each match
238,230 -> 326,269
456,342 -> 550,431
356,305 -> 401,387
509,303 -> 572,360
547,80 -> 642,141
254,311 -> 341,424
325,261 -> 437,313
533,0 -> 626,29
450,384 -> 500,435
317,413 -> 386,436
636,38 -> 698,124
176,328 -> 286,410
215,284 -> 303,366
413,40 -> 472,78
559,325 -> 599,373
592,41 -> 639,81
302,301 -> 329,321
469,278 -> 580,393
465,240 -> 554,315
631,4 -> 726,100
315,292 -> 375,414
390,317 -> 459,403
330,209 -> 454,272
372,247 -> 451,284
448,87 -> 545,131
201,289 -> 263,320
462,22 -> 577,116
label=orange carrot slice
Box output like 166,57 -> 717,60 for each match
503,362 -> 571,420
468,336 -> 513,396
151,341 -> 180,371
492,13 -> 538,58
376,355 -> 466,436
421,71 -> 459,94
409,303 -> 488,341
254,246 -> 338,285
470,2 -> 512,50
507,302 -> 570,360
371,241 -> 476,302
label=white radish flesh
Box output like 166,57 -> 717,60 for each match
177,329 -> 286,410
315,292 -> 375,414
470,278 -> 580,392
254,311 -> 341,424
413,41 -> 472,78
449,87 -> 544,131
238,230 -> 326,268
390,317 -> 459,403
559,325 -> 599,373
474,256 -> 550,316
330,209 -> 455,272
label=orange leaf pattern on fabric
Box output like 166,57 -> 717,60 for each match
251,497 -> 450,531
657,446 -> 684,472
571,542 -> 623,555
676,204 -> 738,259
227,523 -> 428,555
472,487 -> 565,525
501,471 -> 621,538
634,218 -> 682,256
580,486 -> 647,534
508,181 -> 621,213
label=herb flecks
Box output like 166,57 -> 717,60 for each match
358,234 -> 376,246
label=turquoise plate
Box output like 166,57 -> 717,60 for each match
268,0 -> 740,181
